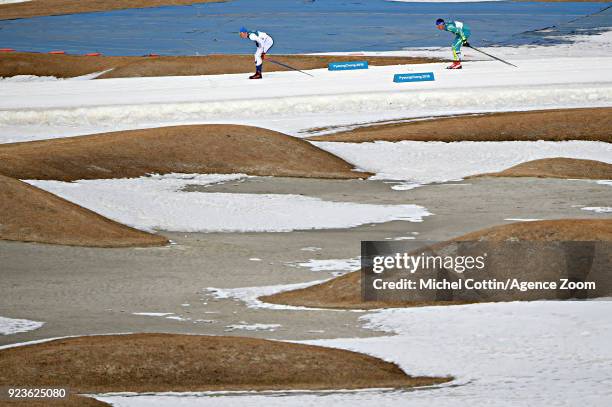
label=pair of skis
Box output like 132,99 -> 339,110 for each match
267,58 -> 314,77
466,44 -> 518,68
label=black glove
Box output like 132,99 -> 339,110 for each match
463,40 -> 470,47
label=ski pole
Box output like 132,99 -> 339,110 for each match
267,58 -> 314,77
466,45 -> 518,68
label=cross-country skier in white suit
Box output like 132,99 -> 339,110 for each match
239,27 -> 274,79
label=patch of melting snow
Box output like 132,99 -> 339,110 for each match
300,247 -> 322,252
132,312 -> 174,317
288,258 -> 360,276
0,316 -> 44,336
388,182 -> 422,191
132,312 -> 193,322
0,75 -> 63,82
92,386 -> 443,404
504,218 -> 543,222
0,70 -> 111,82
581,206 -> 612,213
225,323 -> 281,332
314,141 -> 612,184
205,279 -> 354,312
385,236 -> 415,240
27,174 -> 430,233
165,316 -> 191,321
193,319 -> 215,324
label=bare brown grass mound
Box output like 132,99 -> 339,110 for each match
0,125 -> 366,181
261,271 -> 408,310
0,334 -> 449,392
0,394 -> 110,407
0,52 -> 437,79
455,219 -> 612,242
471,158 -> 612,180
0,53 -> 136,78
262,219 -> 612,309
307,108 -> 612,143
0,0 -> 223,20
259,268 -> 468,310
0,174 -> 167,247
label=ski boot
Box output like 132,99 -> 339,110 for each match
446,61 -> 462,70
249,72 -> 262,79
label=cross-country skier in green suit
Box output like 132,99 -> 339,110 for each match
436,18 -> 471,70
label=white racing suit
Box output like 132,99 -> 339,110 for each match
248,31 -> 274,72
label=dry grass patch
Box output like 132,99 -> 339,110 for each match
307,108 -> 612,143
0,394 -> 110,406
471,158 -> 612,180
262,219 -> 612,309
0,0 -> 223,20
0,52 -> 437,79
0,53 -> 137,78
455,219 -> 612,242
261,271 -> 470,310
99,54 -> 438,79
0,174 -> 167,247
0,334 -> 450,392
0,125 -> 367,181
